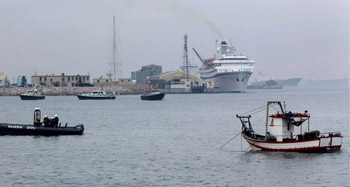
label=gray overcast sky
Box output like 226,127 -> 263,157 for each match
0,0 -> 349,82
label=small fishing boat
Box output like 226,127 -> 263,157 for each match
236,101 -> 342,152
141,88 -> 165,101
0,108 -> 84,136
77,90 -> 115,100
20,89 -> 45,100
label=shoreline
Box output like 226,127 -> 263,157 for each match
0,86 -> 223,96
0,85 -> 148,96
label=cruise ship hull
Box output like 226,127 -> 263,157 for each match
201,71 -> 252,92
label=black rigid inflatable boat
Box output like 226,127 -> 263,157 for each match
0,123 -> 84,136
0,108 -> 84,136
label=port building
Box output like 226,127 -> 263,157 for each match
0,72 -> 10,87
32,73 -> 91,87
131,64 -> 162,84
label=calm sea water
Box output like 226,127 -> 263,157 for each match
0,84 -> 349,186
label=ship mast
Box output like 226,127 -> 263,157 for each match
183,34 -> 189,80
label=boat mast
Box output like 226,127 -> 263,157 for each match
265,102 -> 270,140
265,101 -> 285,140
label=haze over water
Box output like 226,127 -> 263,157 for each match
0,84 -> 349,186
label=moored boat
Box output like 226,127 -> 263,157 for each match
77,90 -> 115,100
141,88 -> 165,101
0,108 -> 84,136
236,101 -> 342,152
20,89 -> 45,100
0,123 -> 84,136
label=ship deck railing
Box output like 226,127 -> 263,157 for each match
259,131 -> 343,142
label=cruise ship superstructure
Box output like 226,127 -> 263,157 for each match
195,41 -> 255,92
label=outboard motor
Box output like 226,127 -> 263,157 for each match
33,108 -> 41,126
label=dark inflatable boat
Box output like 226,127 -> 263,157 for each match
0,123 -> 84,136
0,108 -> 84,136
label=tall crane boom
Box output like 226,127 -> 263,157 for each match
192,48 -> 204,63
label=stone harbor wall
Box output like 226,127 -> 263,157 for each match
0,84 -> 148,96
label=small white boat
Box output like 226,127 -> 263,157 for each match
237,101 -> 342,152
77,90 -> 115,100
20,89 -> 45,100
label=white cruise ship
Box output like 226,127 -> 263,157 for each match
197,41 -> 255,92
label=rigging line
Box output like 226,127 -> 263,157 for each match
271,105 -> 282,112
248,107 -> 269,116
240,105 -> 267,116
240,103 -> 278,116
244,103 -> 280,116
220,131 -> 242,148
243,146 -> 250,152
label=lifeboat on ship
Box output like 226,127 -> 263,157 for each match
236,101 -> 342,152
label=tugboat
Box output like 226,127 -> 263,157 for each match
141,88 -> 165,101
77,89 -> 115,100
0,108 -> 84,136
20,89 -> 45,100
236,101 -> 342,152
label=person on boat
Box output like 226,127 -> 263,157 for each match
43,115 -> 49,127
267,132 -> 276,141
53,114 -> 59,128
33,119 -> 41,127
48,117 -> 54,127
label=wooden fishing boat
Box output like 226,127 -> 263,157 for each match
236,101 -> 342,152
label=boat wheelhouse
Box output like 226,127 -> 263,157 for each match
236,101 -> 342,152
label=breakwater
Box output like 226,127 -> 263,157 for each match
0,84 -> 148,96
